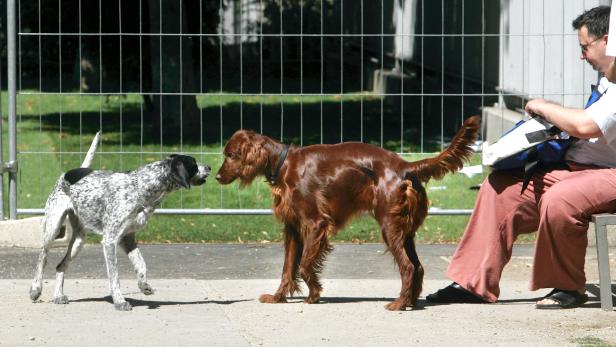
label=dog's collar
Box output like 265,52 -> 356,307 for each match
265,144 -> 290,185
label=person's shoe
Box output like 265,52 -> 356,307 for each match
535,289 -> 588,309
426,282 -> 487,303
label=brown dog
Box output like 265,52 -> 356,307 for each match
216,116 -> 480,310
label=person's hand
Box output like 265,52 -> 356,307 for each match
524,99 -> 552,118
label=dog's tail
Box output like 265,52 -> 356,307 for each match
80,131 -> 101,168
405,116 -> 480,183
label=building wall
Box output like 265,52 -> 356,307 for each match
499,0 -> 610,109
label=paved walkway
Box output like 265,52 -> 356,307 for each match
1,244 -> 614,346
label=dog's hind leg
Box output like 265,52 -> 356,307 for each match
52,213 -> 86,304
120,233 -> 154,295
386,233 -> 416,310
404,235 -> 424,306
30,200 -> 70,302
260,224 -> 303,304
377,179 -> 427,310
379,220 -> 414,311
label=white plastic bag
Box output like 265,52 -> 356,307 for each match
482,117 -> 561,166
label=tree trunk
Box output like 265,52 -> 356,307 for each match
147,0 -> 200,144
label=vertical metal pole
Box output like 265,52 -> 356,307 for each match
7,0 -> 17,220
593,216 -> 614,311
0,31 -> 4,221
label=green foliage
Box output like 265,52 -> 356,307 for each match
573,337 -> 616,347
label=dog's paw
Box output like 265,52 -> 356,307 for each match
385,300 -> 408,311
29,287 -> 42,302
114,301 -> 133,311
53,295 -> 69,305
304,295 -> 320,304
139,282 -> 155,295
259,293 -> 287,304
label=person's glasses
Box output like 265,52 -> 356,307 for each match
580,37 -> 602,53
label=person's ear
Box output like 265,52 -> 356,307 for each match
606,57 -> 616,83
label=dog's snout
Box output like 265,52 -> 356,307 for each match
190,165 -> 211,187
215,173 -> 222,181
199,165 -> 211,177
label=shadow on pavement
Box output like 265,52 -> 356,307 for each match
71,296 -> 251,309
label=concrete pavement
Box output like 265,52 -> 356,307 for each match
0,243 -> 615,346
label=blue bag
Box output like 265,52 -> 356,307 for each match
492,121 -> 571,171
492,83 -> 604,193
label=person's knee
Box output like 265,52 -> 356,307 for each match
538,191 -> 572,220
538,191 -> 588,235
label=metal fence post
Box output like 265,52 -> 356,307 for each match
0,25 -> 4,221
7,0 -> 17,220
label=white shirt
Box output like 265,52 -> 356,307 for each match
566,77 -> 616,167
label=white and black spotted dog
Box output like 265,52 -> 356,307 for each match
29,133 -> 211,311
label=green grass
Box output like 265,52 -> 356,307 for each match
5,90 -> 523,244
573,337 -> 616,347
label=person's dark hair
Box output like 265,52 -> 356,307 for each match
572,6 -> 611,38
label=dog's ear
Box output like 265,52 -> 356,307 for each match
240,138 -> 260,164
240,133 -> 268,166
170,155 -> 196,189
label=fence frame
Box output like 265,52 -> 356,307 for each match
3,0 -> 508,220
6,0 -> 18,220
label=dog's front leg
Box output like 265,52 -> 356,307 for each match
128,248 -> 153,294
298,221 -> 333,304
135,207 -> 154,228
260,225 -> 302,304
120,234 -> 154,295
102,237 -> 132,311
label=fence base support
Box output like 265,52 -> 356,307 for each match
0,216 -> 70,248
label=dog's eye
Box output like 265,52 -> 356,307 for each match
225,152 -> 240,159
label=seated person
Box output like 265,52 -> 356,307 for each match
427,5 -> 616,309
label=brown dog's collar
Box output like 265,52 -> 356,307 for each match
265,144 -> 290,185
